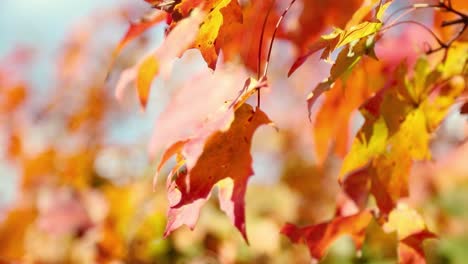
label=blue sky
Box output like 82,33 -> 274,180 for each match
0,0 -> 129,55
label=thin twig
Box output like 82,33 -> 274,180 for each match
384,3 -> 439,24
380,20 -> 446,48
257,4 -> 273,80
262,0 -> 297,79
257,4 -> 274,107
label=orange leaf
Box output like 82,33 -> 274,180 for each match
192,0 -> 243,69
289,0 -> 363,53
159,0 -> 243,69
281,210 -> 373,260
313,66 -> 377,165
115,9 -> 205,109
383,205 -> 437,264
219,0 -> 282,72
398,230 -> 436,264
112,10 -> 167,62
149,65 -> 248,158
136,56 -> 159,108
162,104 -> 272,241
341,152 -> 413,215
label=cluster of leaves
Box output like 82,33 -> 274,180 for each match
1,0 -> 467,263
110,0 -> 468,263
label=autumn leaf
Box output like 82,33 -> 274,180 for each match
301,34 -> 380,117
288,1 -> 390,77
281,210 -> 373,261
191,0 -> 243,69
398,231 -> 436,264
148,65 -> 249,159
312,63 -> 380,165
111,10 -> 167,63
339,58 -> 446,214
423,44 -> 468,129
288,0 -> 364,54
157,0 -> 243,70
342,166 -> 371,210
341,155 -> 411,215
340,106 -> 429,213
160,104 -> 272,241
339,116 -> 388,182
3,1 -> 468,263
219,0 -> 282,72
340,45 -> 466,215
115,9 -> 205,109
383,204 -> 437,264
288,1 -> 392,119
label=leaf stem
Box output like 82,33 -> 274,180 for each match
258,4 -> 273,80
384,4 -> 439,25
381,20 -> 445,46
262,0 -> 297,79
441,17 -> 468,27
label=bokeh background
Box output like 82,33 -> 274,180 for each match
1,0 -> 467,263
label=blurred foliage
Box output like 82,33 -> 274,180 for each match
0,0 -> 467,263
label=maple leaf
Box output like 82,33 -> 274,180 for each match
302,33 -> 382,117
111,10 -> 167,63
422,44 -> 467,129
288,0 -> 364,53
148,65 -> 249,158
5,0 -> 468,263
398,231 -> 437,264
115,9 -> 205,109
216,0 -> 284,72
341,45 -> 467,214
383,204 -> 437,264
340,102 -> 429,213
288,1 -> 392,118
159,0 -> 243,70
281,210 -> 373,261
191,0 -> 242,69
312,62 -> 381,165
157,104 -> 272,241
288,0 -> 390,77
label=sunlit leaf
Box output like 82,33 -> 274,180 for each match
160,104 -> 272,240
281,211 -> 373,260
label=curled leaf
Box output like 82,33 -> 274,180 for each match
281,210 -> 373,260
115,10 -> 205,109
111,10 -> 167,62
160,104 -> 273,241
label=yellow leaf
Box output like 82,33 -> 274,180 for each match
136,56 -> 159,109
340,116 -> 388,181
439,43 -> 468,78
193,0 -> 242,69
383,203 -> 426,239
389,108 -> 430,160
